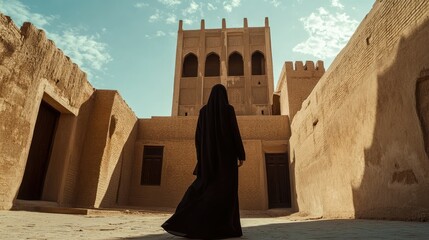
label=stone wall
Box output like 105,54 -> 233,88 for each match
289,1 -> 429,220
129,115 -> 290,210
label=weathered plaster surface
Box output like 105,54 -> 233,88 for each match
289,1 -> 429,220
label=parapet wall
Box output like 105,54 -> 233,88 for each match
290,1 -> 429,220
283,61 -> 325,77
276,60 -> 325,120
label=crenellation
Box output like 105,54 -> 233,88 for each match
294,61 -> 304,71
283,61 -> 325,73
178,20 -> 183,31
284,61 -> 294,72
304,61 -> 314,71
276,60 -> 325,120
200,19 -> 205,29
316,60 -> 324,70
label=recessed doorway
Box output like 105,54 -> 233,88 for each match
265,153 -> 291,208
17,101 -> 60,200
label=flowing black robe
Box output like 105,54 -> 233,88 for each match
162,84 -> 246,239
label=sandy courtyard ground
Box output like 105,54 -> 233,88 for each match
0,210 -> 429,239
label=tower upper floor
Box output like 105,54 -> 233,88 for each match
172,18 -> 274,116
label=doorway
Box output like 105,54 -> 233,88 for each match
265,153 -> 291,208
18,101 -> 60,200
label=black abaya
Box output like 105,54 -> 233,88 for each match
162,84 -> 246,239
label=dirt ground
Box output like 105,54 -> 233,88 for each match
1,210 -> 429,239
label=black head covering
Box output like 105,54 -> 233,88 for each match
207,84 -> 229,109
205,84 -> 231,141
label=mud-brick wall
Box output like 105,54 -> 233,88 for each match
129,115 -> 289,210
75,91 -> 137,208
276,61 -> 324,121
0,14 -> 94,209
0,14 -> 138,210
290,1 -> 429,220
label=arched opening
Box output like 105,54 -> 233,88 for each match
228,52 -> 244,76
252,51 -> 265,75
182,53 -> 198,77
205,53 -> 220,76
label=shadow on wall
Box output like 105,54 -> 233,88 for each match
123,219 -> 429,240
353,16 -> 429,219
54,96 -> 94,206
290,150 -> 298,213
99,122 -> 138,207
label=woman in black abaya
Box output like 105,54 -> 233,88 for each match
162,84 -> 246,239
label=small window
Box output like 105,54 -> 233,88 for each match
141,146 -> 164,185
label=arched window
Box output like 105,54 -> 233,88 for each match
205,53 -> 220,77
252,51 -> 265,75
228,52 -> 244,76
182,53 -> 198,77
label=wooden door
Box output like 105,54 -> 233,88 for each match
265,153 -> 291,208
18,101 -> 59,200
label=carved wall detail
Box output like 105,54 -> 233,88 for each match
228,36 -> 243,46
206,37 -> 221,47
184,37 -> 199,48
250,35 -> 264,45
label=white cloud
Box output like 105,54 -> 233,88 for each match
145,30 -> 170,39
50,30 -> 112,73
166,13 -> 177,24
207,3 -> 217,11
183,18 -> 194,25
156,30 -> 166,37
265,0 -> 281,7
134,2 -> 149,8
158,0 -> 181,7
149,10 -> 161,22
0,0 -> 55,28
0,0 -> 112,81
183,1 -> 199,15
293,7 -> 359,59
223,0 -> 240,12
331,0 -> 344,9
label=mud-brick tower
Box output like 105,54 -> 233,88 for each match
171,18 -> 274,116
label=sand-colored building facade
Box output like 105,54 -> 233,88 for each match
172,18 -> 274,116
131,19 -> 291,210
287,1 -> 429,219
1,0 -> 429,221
0,15 -> 137,210
0,16 -> 292,211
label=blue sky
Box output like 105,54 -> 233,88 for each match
0,0 -> 374,118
